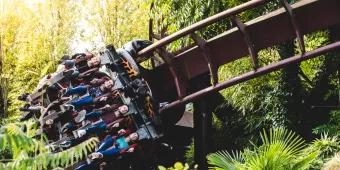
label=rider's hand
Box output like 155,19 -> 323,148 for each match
112,123 -> 119,128
77,129 -> 86,137
127,148 -> 134,153
99,96 -> 107,101
118,129 -> 126,134
103,104 -> 111,109
90,152 -> 103,159
46,119 -> 54,125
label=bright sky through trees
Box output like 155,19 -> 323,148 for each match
0,0 -> 149,116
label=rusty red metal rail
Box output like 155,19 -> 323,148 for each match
139,0 -> 340,112
138,0 -> 269,57
159,41 -> 340,112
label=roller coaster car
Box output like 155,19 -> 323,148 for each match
27,69 -> 77,106
40,41 -> 162,150
122,40 -> 186,126
30,40 -> 163,153
100,42 -> 163,141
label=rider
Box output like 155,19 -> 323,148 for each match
62,77 -> 116,110
66,104 -> 132,137
75,129 -> 139,170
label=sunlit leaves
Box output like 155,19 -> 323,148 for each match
81,0 -> 149,48
0,0 -> 78,116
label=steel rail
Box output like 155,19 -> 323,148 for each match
159,41 -> 340,112
138,0 -> 269,56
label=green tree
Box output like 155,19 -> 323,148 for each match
80,0 -> 150,48
0,0 -> 79,116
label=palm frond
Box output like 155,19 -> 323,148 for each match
291,150 -> 319,170
208,128 -> 320,170
0,120 -> 48,158
309,133 -> 339,156
2,120 -> 39,138
3,137 -> 99,170
207,150 -> 243,170
0,133 -> 46,156
244,128 -> 307,169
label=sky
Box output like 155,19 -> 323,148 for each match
24,0 -> 106,53
70,18 -> 105,53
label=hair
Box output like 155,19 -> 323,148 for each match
102,76 -> 111,81
71,53 -> 85,59
59,55 -> 70,64
130,132 -> 139,141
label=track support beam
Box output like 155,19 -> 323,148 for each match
157,48 -> 187,99
232,15 -> 259,70
281,0 -> 305,54
190,33 -> 219,86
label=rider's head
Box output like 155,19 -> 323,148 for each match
103,79 -> 114,89
118,105 -> 129,114
89,56 -> 101,67
128,132 -> 139,142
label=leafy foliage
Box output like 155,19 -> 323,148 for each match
79,0 -> 150,49
0,120 -> 99,170
207,128 -> 320,170
0,0 -> 339,169
306,134 -> 340,169
158,162 -> 198,170
0,0 -> 79,116
313,110 -> 340,137
151,1 -> 340,157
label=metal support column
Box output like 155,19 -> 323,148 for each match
191,75 -> 213,170
194,98 -> 212,170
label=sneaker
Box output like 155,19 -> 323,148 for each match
18,93 -> 29,101
46,119 -> 54,125
59,140 -> 72,149
62,104 -> 74,112
60,123 -> 75,134
19,112 -> 33,121
89,152 -> 103,160
77,129 -> 87,138
74,110 -> 86,123
19,104 -> 31,112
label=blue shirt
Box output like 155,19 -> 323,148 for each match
89,87 -> 103,97
115,137 -> 129,150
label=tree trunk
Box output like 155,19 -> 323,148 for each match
0,36 -> 7,118
303,25 -> 340,136
275,40 -> 305,134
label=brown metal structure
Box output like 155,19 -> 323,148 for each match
138,0 -> 340,168
141,0 -> 340,165
138,0 -> 340,112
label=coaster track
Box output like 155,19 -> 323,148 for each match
138,0 -> 340,112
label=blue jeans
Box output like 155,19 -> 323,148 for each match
75,136 -> 120,170
64,85 -> 87,96
71,95 -> 94,109
85,121 -> 106,135
85,111 -> 103,120
97,136 -> 120,158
